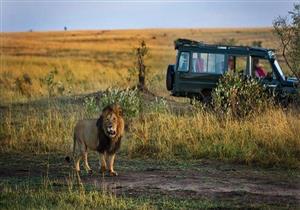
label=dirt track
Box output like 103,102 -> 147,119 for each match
0,153 -> 299,208
84,160 -> 300,208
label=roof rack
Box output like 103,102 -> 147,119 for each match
174,38 -> 275,52
174,39 -> 204,49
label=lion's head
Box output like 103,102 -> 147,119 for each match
98,104 -> 124,139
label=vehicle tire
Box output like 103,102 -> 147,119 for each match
166,65 -> 175,91
200,89 -> 212,104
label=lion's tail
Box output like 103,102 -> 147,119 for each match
65,133 -> 76,163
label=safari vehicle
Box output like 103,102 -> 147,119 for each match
166,39 -> 299,102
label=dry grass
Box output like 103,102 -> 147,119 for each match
0,28 -> 284,103
1,101 -> 299,168
126,108 -> 300,168
0,104 -> 82,153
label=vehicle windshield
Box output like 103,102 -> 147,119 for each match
273,60 -> 286,81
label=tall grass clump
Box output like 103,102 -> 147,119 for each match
0,105 -> 83,153
126,108 -> 300,168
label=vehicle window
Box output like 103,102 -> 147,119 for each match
227,55 -> 247,74
236,56 -> 247,74
192,52 -> 207,73
192,52 -> 224,74
178,52 -> 190,72
252,57 -> 274,79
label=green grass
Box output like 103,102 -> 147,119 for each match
0,175 -> 292,210
0,181 -> 271,210
0,188 -> 225,210
0,184 -> 151,210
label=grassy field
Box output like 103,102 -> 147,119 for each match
1,28 -> 299,209
1,28 -> 284,103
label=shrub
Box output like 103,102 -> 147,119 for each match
212,72 -> 272,119
101,88 -> 141,118
84,88 -> 141,119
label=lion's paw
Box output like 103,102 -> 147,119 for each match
109,170 -> 118,177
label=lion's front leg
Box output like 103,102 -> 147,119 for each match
99,152 -> 107,174
108,154 -> 118,176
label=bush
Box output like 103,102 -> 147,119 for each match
100,88 -> 141,118
84,88 -> 141,119
212,72 -> 272,119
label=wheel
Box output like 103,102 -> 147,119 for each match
166,65 -> 175,91
200,89 -> 212,104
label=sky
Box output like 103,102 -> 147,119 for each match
1,0 -> 297,32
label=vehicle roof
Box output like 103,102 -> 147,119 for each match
174,39 -> 275,56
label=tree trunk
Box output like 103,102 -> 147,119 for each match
137,53 -> 146,91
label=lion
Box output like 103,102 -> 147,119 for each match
66,104 -> 124,176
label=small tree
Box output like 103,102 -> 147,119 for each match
273,3 -> 300,79
127,41 -> 149,91
135,40 -> 149,91
127,41 -> 149,90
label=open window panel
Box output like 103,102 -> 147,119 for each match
227,55 -> 248,75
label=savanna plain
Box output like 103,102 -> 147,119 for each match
0,28 -> 299,209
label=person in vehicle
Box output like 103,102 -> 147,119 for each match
253,58 -> 266,78
194,57 -> 204,73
